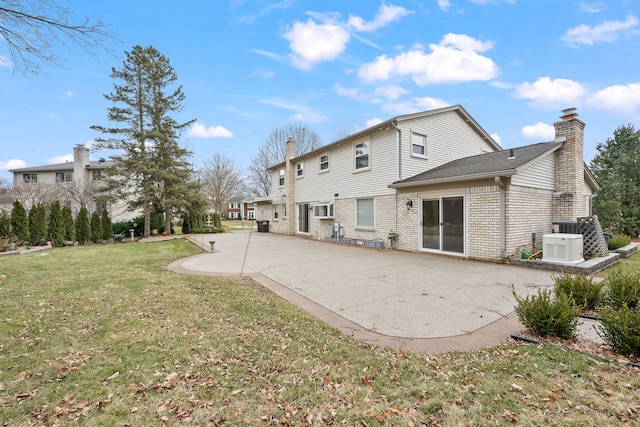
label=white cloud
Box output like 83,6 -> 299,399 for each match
358,33 -> 499,85
188,122 -> 234,138
381,96 -> 450,115
365,118 -> 383,128
46,154 -> 73,164
521,122 -> 555,140
283,19 -> 350,70
0,159 -> 26,170
375,84 -> 409,100
251,68 -> 274,78
490,133 -> 501,145
0,54 -> 11,69
562,14 -> 639,47
250,49 -> 285,61
334,83 -> 380,103
437,0 -> 451,12
514,77 -> 587,108
587,82 -> 640,114
63,90 -> 73,99
347,3 -> 411,32
260,98 -> 328,123
579,2 -> 607,13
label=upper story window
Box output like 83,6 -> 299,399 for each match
278,168 -> 285,187
320,154 -> 329,172
55,171 -> 73,183
273,205 -> 279,220
22,173 -> 37,183
354,140 -> 370,171
296,161 -> 304,178
411,132 -> 427,157
92,170 -> 103,182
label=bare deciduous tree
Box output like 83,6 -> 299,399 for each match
247,123 -> 322,197
0,0 -> 114,75
199,153 -> 245,215
11,183 -> 67,210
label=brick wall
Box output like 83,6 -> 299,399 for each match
553,114 -> 588,221
506,185 -> 554,257
467,185 -> 502,260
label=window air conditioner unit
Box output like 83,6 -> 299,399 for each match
542,234 -> 584,265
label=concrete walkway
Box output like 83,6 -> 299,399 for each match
168,231 -> 597,353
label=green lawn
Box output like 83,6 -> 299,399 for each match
1,241 -> 638,425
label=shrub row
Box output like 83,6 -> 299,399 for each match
514,270 -> 640,356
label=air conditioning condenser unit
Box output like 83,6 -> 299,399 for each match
542,233 -> 584,265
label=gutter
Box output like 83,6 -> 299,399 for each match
389,169 -> 518,189
495,176 -> 508,258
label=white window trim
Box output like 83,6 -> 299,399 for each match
355,198 -> 375,229
273,205 -> 279,221
319,154 -> 329,173
313,201 -> 334,219
354,140 -> 370,172
411,131 -> 427,158
296,161 -> 304,178
278,168 -> 285,187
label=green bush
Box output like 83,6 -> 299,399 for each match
553,273 -> 605,311
606,269 -> 640,310
608,234 -> 631,250
513,288 -> 580,339
597,305 -> 640,356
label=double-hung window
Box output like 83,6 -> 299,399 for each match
320,154 -> 329,171
356,198 -> 374,228
354,140 -> 370,171
296,161 -> 304,178
273,205 -> 279,220
278,168 -> 285,187
92,170 -> 103,182
23,173 -> 38,183
55,172 -> 73,183
411,132 -> 427,157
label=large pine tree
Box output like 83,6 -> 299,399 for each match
91,45 -> 195,237
47,200 -> 65,247
28,203 -> 47,245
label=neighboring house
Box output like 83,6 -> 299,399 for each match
227,198 -> 255,220
9,144 -> 135,221
253,105 -> 599,262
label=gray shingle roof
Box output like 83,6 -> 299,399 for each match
10,160 -> 113,173
390,141 -> 563,188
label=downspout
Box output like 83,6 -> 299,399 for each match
495,176 -> 508,258
391,120 -> 401,234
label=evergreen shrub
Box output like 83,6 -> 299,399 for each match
513,288 -> 580,338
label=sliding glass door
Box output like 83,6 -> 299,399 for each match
421,196 -> 465,254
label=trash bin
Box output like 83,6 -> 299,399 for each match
603,232 -> 612,246
257,220 -> 270,232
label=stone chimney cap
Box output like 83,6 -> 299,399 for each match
560,107 -> 578,121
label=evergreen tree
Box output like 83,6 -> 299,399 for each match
90,211 -> 102,243
28,203 -> 47,245
75,205 -> 91,245
10,200 -> 30,243
0,210 -> 11,239
181,216 -> 191,234
47,200 -> 65,247
61,205 -> 76,242
92,45 -> 195,238
591,124 -> 640,236
101,210 -> 113,241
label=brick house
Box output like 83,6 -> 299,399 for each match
227,198 -> 255,220
253,105 -> 599,261
9,144 -> 136,221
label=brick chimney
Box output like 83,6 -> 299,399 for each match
552,108 -> 587,222
284,137 -> 296,234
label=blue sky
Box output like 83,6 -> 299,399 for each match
1,0 -> 639,183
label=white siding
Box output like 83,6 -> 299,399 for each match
512,152 -> 556,190
399,110 -> 497,180
293,129 -> 398,202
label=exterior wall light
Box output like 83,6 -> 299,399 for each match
406,199 -> 413,210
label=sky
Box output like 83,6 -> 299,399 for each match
1,0 -> 640,184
